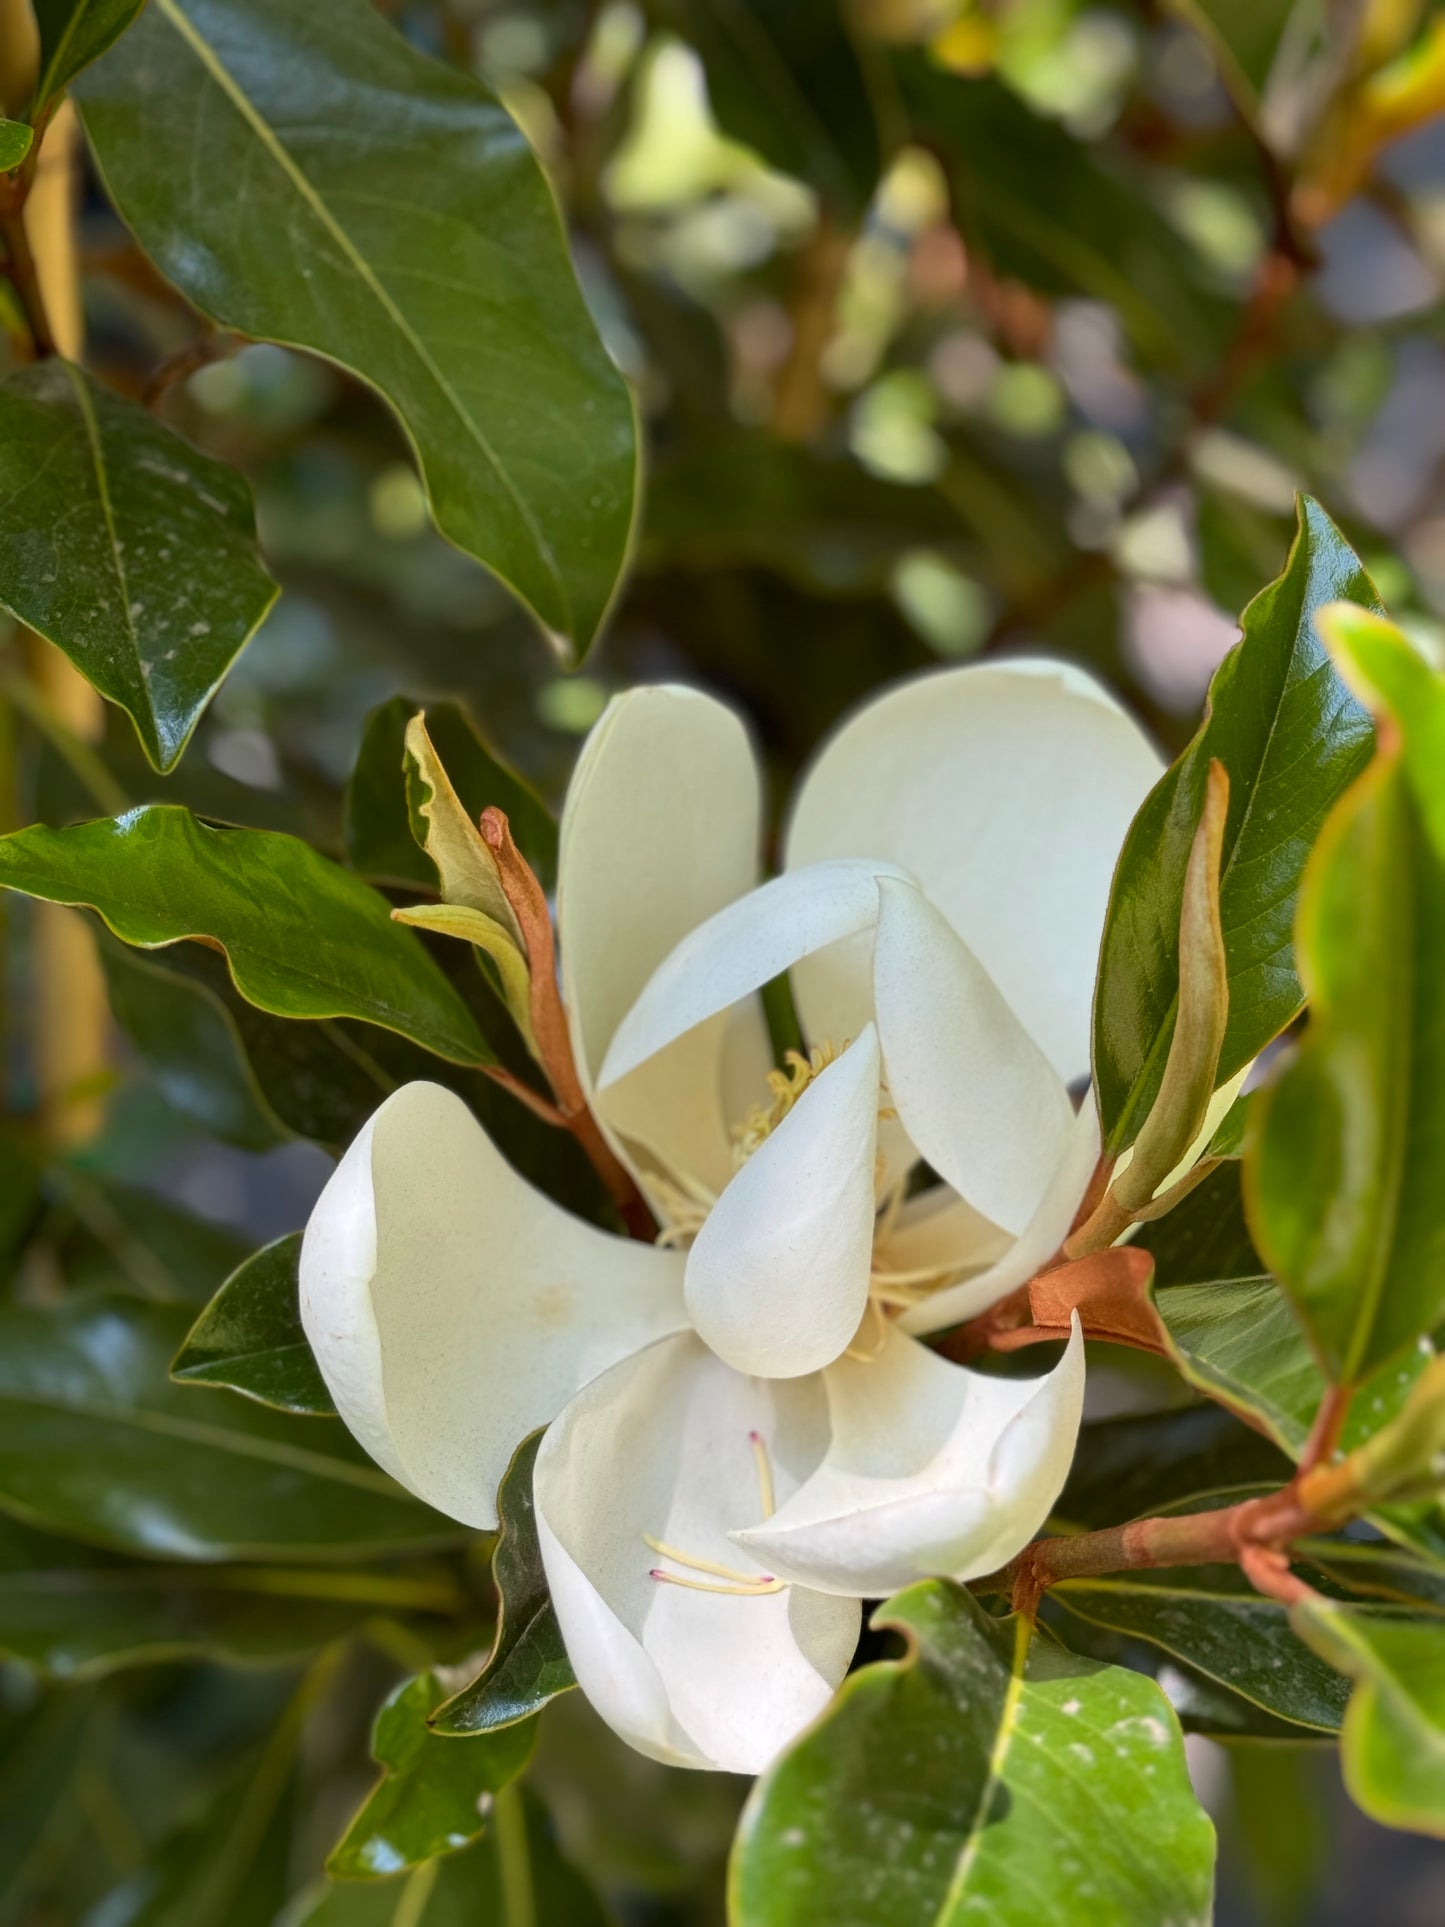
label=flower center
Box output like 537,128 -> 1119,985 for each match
645,1431 -> 785,1597
731,1040 -> 846,1166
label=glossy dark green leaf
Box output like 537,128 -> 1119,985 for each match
32,0 -> 147,107
1093,498 -> 1378,1155
654,0 -> 883,217
330,1672 -> 534,1878
0,1512 -> 460,1677
100,935 -> 289,1152
1248,614 -> 1445,1380
0,1295 -> 461,1560
0,361 -> 278,771
1052,1566 -> 1348,1734
1058,1402 -> 1292,1533
0,805 -> 493,1065
0,119 -> 32,168
731,1582 -> 1214,1927
431,1432 -> 574,1736
1298,1540 -> 1445,1616
76,0 -> 638,658
1292,1596 -> 1445,1836
346,696 -> 557,895
173,1234 -> 334,1416
294,1790 -> 611,1926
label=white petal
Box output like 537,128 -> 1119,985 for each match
534,1335 -> 860,1772
599,860 -> 909,1090
873,878 -> 1074,1236
685,1028 -> 880,1378
875,1186 -> 1011,1279
897,1099 -> 1101,1335
734,1317 -> 1085,1596
299,1083 -> 688,1530
786,660 -> 1162,1084
558,684 -> 769,1197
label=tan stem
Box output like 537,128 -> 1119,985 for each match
479,807 -> 654,1240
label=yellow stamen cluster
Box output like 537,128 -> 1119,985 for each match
731,1040 -> 846,1167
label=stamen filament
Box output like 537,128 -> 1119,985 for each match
643,1535 -> 772,1585
749,1430 -> 776,1519
648,1567 -> 784,1596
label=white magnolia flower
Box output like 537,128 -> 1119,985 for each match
300,661 -> 1163,1773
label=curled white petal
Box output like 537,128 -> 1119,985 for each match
733,1316 -> 1085,1596
299,1083 -> 688,1530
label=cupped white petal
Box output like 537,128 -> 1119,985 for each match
299,1083 -> 688,1531
684,1027 -> 881,1378
733,1316 -> 1085,1596
558,684 -> 769,1197
896,1099 -> 1101,1335
599,860 -> 909,1090
786,659 -> 1163,1085
873,878 -> 1074,1236
534,1335 -> 860,1773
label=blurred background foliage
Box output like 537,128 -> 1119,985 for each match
2,0 -> 1445,1920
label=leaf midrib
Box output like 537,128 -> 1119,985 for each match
0,1382 -> 404,1497
937,1614 -> 1031,1919
152,0 -> 568,630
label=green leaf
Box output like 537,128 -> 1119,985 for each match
0,1512 -> 460,1678
731,1582 -> 1215,1927
654,0 -> 883,217
1247,611 -> 1445,1380
0,1295 -> 461,1560
291,1789 -> 612,1926
0,361 -> 278,771
0,805 -> 493,1065
172,1233 -> 334,1416
32,0 -> 147,108
1058,1403 -> 1292,1532
1165,0 -> 1300,110
347,700 -> 558,897
329,1672 -> 534,1879
0,119 -> 33,168
76,0 -> 638,658
100,935 -> 290,1153
1136,1160 -> 1261,1286
1051,1566 -> 1348,1734
431,1432 -> 575,1736
1093,498 -> 1379,1155
1293,1596 -> 1445,1836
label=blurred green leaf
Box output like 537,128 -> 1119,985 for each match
346,696 -> 557,895
329,1671 -> 534,1879
1165,0 -> 1304,111
1095,498 -> 1378,1156
732,1582 -> 1214,1926
431,1432 -> 574,1737
0,119 -> 33,168
653,0 -> 884,217
0,362 -> 278,772
292,1788 -> 612,1924
1248,611 -> 1445,1380
42,1164 -> 250,1303
32,0 -> 147,108
0,1295 -> 462,1560
0,805 -> 494,1065
172,1233 -> 334,1416
1052,1565 -> 1348,1734
76,0 -> 638,658
1292,1596 -> 1445,1837
0,1512 -> 460,1677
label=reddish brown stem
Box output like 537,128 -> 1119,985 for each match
479,807 -> 655,1241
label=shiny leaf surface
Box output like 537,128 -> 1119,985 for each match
76,0 -> 638,656
0,361 -> 277,770
1094,498 -> 1378,1153
329,1672 -> 534,1879
33,0 -> 146,106
173,1234 -> 334,1416
0,805 -> 493,1065
732,1582 -> 1214,1926
0,1295 -> 461,1560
